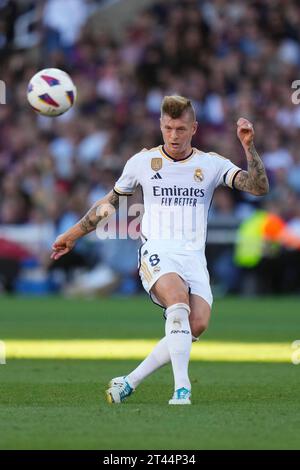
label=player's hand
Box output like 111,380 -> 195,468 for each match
237,117 -> 254,148
51,233 -> 75,260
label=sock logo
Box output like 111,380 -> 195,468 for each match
170,330 -> 190,335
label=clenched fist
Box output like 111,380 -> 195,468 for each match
237,117 -> 254,148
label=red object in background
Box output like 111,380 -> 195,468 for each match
263,214 -> 300,250
0,237 -> 33,261
55,179 -> 72,193
263,214 -> 286,241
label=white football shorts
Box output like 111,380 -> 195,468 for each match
138,240 -> 213,308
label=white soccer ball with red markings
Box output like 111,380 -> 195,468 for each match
27,68 -> 77,116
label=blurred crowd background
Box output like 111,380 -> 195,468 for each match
1,0 -> 300,297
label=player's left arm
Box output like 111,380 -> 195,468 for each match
234,118 -> 269,196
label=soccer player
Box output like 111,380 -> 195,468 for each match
51,96 -> 269,405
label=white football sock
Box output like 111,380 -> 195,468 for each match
126,336 -> 170,389
126,334 -> 199,389
165,303 -> 192,391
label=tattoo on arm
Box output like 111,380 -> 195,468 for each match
234,143 -> 269,195
108,191 -> 120,209
79,191 -> 120,234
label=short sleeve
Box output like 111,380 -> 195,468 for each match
209,152 -> 242,189
114,155 -> 140,195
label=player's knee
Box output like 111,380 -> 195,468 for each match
165,290 -> 189,308
190,317 -> 209,337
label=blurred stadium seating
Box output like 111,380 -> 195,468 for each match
1,0 -> 300,296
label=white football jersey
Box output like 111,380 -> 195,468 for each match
114,145 -> 241,253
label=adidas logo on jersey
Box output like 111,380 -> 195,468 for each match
151,173 -> 162,180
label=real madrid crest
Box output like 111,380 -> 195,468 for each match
194,168 -> 204,182
151,158 -> 162,172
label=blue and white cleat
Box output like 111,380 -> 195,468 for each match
168,387 -> 191,405
106,376 -> 134,404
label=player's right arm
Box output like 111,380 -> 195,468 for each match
51,190 -> 120,260
51,150 -> 141,260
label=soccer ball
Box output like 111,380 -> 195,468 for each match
27,68 -> 77,117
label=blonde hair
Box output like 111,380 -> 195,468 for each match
161,95 -> 196,121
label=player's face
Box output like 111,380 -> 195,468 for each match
160,112 -> 198,158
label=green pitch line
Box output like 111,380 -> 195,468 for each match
5,339 -> 293,362
1,359 -> 299,450
1,296 -> 300,450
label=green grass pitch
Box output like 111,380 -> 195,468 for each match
0,295 -> 299,450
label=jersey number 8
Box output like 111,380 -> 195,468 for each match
149,254 -> 160,267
